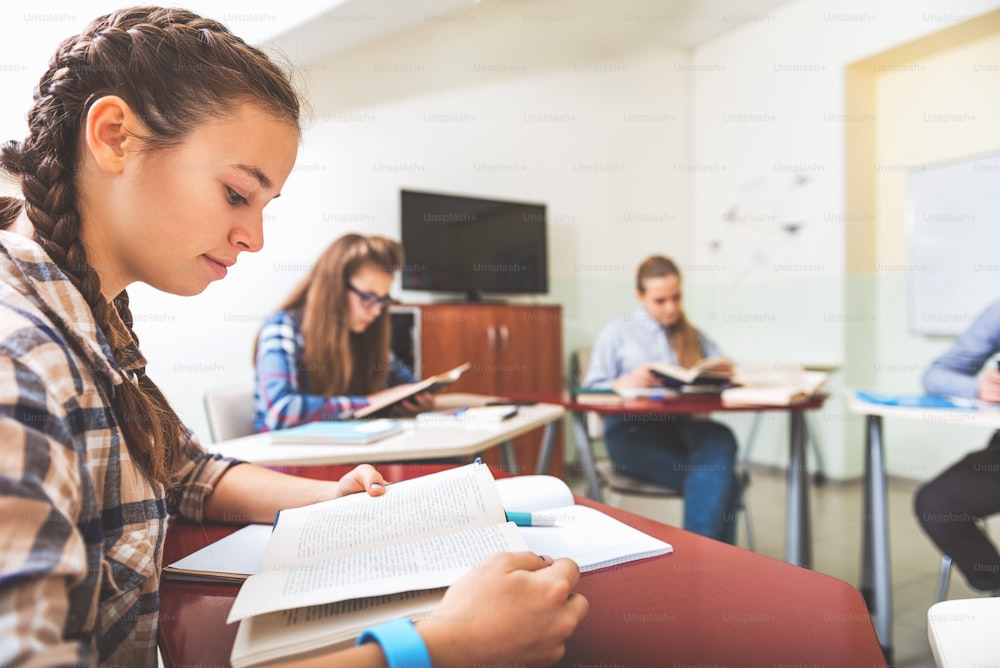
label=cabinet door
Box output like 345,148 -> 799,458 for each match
491,305 -> 564,477
418,305 -> 496,394
493,305 -> 563,396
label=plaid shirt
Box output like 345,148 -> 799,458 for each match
0,226 -> 239,667
253,309 -> 417,431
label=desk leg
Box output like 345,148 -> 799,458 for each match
861,423 -> 874,608
786,410 -> 812,568
534,420 -> 558,475
499,440 -> 518,475
865,414 -> 893,658
571,412 -> 603,501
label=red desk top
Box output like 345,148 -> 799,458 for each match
159,463 -> 884,668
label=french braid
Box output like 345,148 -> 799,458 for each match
0,7 -> 300,484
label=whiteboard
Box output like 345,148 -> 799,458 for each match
906,151 -> 1000,336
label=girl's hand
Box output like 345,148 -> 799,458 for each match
397,390 -> 434,415
978,369 -> 1000,403
612,365 -> 659,389
332,464 -> 387,498
417,552 -> 588,667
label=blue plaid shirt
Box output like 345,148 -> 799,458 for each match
253,309 -> 417,431
0,224 -> 239,667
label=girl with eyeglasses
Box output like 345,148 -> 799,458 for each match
254,233 -> 435,431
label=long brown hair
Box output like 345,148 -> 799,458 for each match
275,234 -> 404,396
636,255 -> 704,368
0,7 -> 300,485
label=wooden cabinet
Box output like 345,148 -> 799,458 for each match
401,303 -> 563,476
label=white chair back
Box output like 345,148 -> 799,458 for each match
203,384 -> 256,442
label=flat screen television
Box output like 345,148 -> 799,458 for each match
400,189 -> 548,300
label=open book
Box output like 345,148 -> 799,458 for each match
648,357 -> 732,389
352,362 -> 471,418
214,462 -> 671,667
721,365 -> 828,407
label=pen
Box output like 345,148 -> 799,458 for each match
506,511 -> 558,527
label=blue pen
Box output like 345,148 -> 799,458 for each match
506,511 -> 557,527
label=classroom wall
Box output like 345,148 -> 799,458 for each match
688,0 -> 1000,479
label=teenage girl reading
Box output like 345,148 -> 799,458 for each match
253,233 -> 433,432
0,7 -> 586,666
584,255 -> 740,543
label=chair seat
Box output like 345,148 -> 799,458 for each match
594,459 -> 681,497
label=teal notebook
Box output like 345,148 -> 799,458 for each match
854,390 -> 978,410
270,419 -> 403,444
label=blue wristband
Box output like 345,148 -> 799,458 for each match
357,618 -> 432,668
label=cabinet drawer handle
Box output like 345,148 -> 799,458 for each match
486,325 -> 497,354
499,324 -> 509,354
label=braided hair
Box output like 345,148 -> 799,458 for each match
0,7 -> 300,484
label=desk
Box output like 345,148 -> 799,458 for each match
847,392 -> 1000,660
927,597 -> 1000,667
159,463 -> 886,668
536,392 -> 825,569
207,402 -> 564,472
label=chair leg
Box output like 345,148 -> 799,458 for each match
936,555 -> 953,603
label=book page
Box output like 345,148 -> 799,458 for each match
495,475 -> 574,513
228,522 -> 527,622
231,589 -> 443,668
263,462 -> 504,571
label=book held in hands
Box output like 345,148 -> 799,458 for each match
163,462 -> 672,666
352,362 -> 471,418
648,357 -> 732,389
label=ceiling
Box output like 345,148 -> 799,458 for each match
267,0 -> 797,66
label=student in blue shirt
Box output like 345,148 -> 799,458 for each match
915,298 -> 1000,594
253,233 -> 434,431
584,255 -> 740,543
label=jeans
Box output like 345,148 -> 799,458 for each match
604,415 -> 740,544
914,431 -> 1000,592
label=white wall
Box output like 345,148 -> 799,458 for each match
689,0 -> 1000,479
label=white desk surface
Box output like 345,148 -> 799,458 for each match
846,390 -> 1000,429
928,597 -> 1000,668
208,402 -> 565,466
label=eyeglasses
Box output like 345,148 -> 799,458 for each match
348,283 -> 394,310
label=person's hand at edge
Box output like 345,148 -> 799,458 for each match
332,464 -> 386,498
416,551 -> 589,667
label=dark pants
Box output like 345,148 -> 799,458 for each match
604,415 -> 739,544
914,431 -> 1000,592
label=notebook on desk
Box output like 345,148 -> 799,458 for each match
853,390 -> 980,410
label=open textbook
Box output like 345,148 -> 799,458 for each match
352,362 -> 471,418
721,364 -> 829,407
648,357 -> 732,389
211,462 -> 671,667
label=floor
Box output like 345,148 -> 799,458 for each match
563,464 -> 996,668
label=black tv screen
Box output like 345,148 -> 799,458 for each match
400,189 -> 548,298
